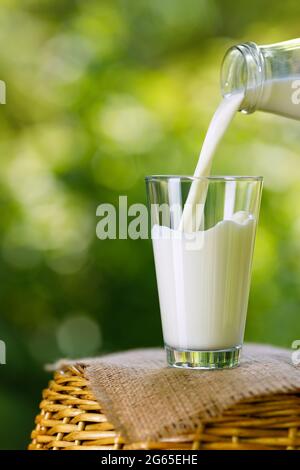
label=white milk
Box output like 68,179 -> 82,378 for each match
259,78 -> 300,119
179,92 -> 244,232
152,212 -> 256,350
151,92 -> 259,351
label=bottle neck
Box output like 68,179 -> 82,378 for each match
221,42 -> 265,114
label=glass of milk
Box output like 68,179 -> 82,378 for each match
146,175 -> 263,369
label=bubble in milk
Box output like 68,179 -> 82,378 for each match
230,211 -> 254,224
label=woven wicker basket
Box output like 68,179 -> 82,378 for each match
29,365 -> 300,450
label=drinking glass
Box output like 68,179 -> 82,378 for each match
146,176 -> 263,369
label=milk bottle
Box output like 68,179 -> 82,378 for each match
221,39 -> 300,119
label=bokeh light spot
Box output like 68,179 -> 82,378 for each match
99,95 -> 162,152
57,314 -> 102,358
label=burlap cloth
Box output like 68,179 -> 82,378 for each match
54,344 -> 300,443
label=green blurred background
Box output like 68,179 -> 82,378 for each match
1,0 -> 300,449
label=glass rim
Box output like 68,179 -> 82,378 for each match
145,175 -> 263,182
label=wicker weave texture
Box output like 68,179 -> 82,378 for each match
29,366 -> 300,450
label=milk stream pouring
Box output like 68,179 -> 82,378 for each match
179,92 -> 243,232
181,38 -> 300,232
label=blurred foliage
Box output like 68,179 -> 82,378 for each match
1,0 -> 300,449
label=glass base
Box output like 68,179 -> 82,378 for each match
166,345 -> 241,370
